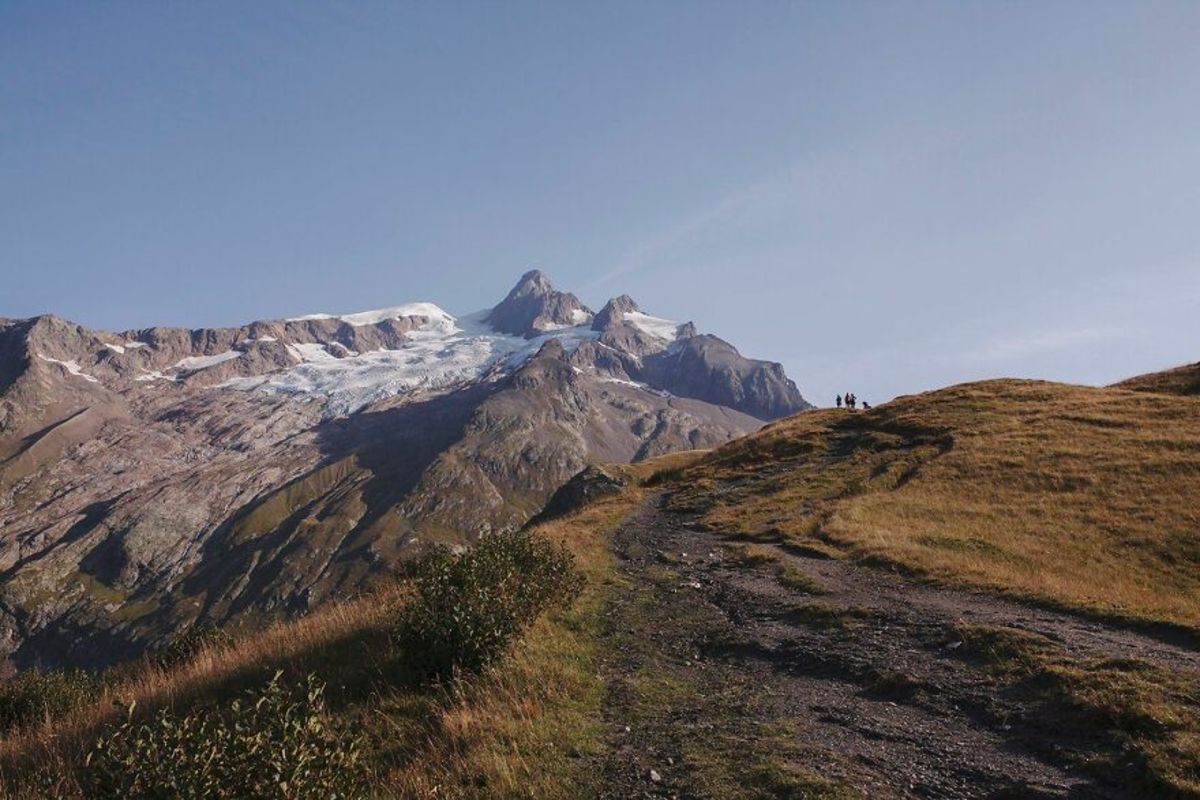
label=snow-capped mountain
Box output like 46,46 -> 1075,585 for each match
0,271 -> 809,668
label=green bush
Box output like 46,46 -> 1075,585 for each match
83,671 -> 364,799
150,623 -> 234,669
0,668 -> 97,733
397,531 -> 584,680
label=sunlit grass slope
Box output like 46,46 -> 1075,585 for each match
1115,361 -> 1200,397
668,379 -> 1200,628
0,490 -> 645,799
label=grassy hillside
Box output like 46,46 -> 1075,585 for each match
667,378 -> 1200,629
1115,361 -> 1200,397
3,378 -> 1199,797
0,487 -> 645,799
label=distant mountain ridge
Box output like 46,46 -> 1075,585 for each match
0,271 -> 809,668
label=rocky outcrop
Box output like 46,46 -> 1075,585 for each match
527,465 -> 628,526
591,294 -> 641,332
485,270 -> 593,337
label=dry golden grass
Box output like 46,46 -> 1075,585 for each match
378,490 -> 642,798
1114,361 -> 1200,396
955,623 -> 1200,795
0,584 -> 407,796
0,491 -> 643,799
610,448 -> 711,483
671,379 -> 1200,628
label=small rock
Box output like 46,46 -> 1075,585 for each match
945,640 -> 963,650
649,769 -> 662,783
623,725 -> 631,733
667,757 -> 675,766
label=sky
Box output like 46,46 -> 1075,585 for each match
3,1 -> 1199,405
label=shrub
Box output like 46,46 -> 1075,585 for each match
396,531 -> 584,680
0,668 -> 97,734
150,623 -> 234,669
83,671 -> 364,799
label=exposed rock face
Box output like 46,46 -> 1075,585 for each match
527,465 -> 628,527
485,269 -> 593,337
0,271 -> 809,669
642,335 -> 808,421
591,294 -> 641,331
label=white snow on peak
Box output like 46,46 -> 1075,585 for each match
625,311 -> 681,341
102,343 -> 126,354
286,302 -> 455,328
223,308 -> 598,418
570,308 -> 593,326
37,355 -> 100,383
123,341 -> 148,349
173,351 -> 243,372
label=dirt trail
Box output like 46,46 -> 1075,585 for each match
590,496 -> 1197,799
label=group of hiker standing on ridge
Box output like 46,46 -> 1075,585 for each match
836,392 -> 869,411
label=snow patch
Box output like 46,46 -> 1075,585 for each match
123,341 -> 148,349
37,355 -> 99,383
135,370 -> 177,383
599,375 -> 672,398
173,351 -> 243,371
287,302 -> 455,328
625,311 -> 681,341
286,343 -> 341,363
102,343 -> 125,354
224,309 -> 598,418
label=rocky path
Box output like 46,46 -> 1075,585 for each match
589,496 -> 1198,799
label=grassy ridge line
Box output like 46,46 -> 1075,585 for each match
1114,361 -> 1200,397
0,487 -> 645,799
668,379 -> 1200,629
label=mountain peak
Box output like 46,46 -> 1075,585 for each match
485,271 -> 593,338
512,269 -> 554,296
592,295 -> 641,331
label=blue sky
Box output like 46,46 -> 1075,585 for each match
3,2 -> 1199,404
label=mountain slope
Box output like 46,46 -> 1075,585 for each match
0,272 -> 807,669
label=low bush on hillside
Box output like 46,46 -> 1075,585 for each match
0,668 -> 97,734
396,531 -> 584,680
82,670 -> 363,800
150,623 -> 234,669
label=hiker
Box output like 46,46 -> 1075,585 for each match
848,393 -> 856,410
862,400 -> 871,410
836,394 -> 842,409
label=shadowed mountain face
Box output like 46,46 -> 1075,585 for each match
0,272 -> 809,669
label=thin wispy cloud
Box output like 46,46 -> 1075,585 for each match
945,325 -> 1128,366
580,169 -> 795,292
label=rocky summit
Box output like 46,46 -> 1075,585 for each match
0,272 -> 809,669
